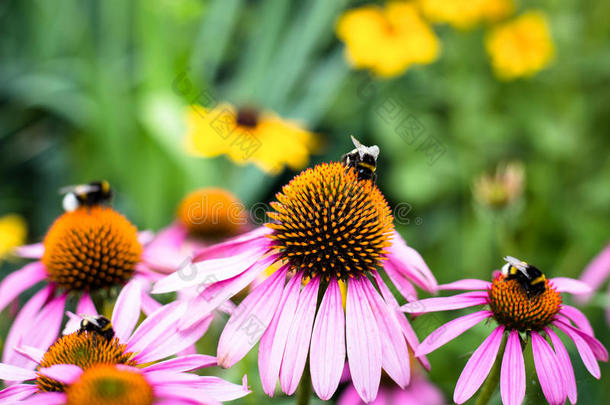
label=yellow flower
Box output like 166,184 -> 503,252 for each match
185,103 -> 318,174
0,214 -> 27,262
473,162 -> 525,209
336,2 -> 440,77
485,11 -> 554,80
417,0 -> 513,29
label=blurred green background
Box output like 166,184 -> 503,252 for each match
1,0 -> 609,404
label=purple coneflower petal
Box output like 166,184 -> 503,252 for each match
17,391 -> 66,405
141,288 -> 163,315
38,364 -> 83,384
500,330 -> 525,405
531,331 -> 566,405
0,364 -> 37,381
0,262 -> 47,313
280,277 -> 320,395
387,231 -> 438,293
145,370 -> 201,384
346,277 -> 382,403
192,226 -> 272,262
112,279 -> 142,342
337,384 -> 360,405
0,384 -> 38,401
415,310 -> 493,357
545,327 -> 577,404
13,243 -> 44,259
14,345 -> 45,364
259,273 -> 302,396
310,278 -> 345,400
579,244 -> 610,300
194,375 -> 252,401
454,326 -> 504,404
126,302 -> 185,354
384,262 -> 418,301
439,279 -> 492,291
152,384 -> 218,405
361,277 -> 410,388
401,291 -> 488,313
559,305 -> 595,336
554,321 -> 601,378
144,354 -> 217,373
178,255 -> 279,330
2,285 -> 52,367
550,277 -> 591,295
19,294 -> 66,360
371,272 -> 430,370
217,267 -> 287,368
555,317 -> 608,361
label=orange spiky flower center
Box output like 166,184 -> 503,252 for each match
36,332 -> 137,392
266,162 -> 394,281
488,274 -> 562,331
176,188 -> 246,238
42,206 -> 142,291
66,365 -> 153,405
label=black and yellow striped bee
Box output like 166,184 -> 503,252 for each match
501,256 -> 546,297
341,136 -> 380,183
78,315 -> 115,343
60,180 -> 113,212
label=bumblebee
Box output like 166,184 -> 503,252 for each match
501,256 -> 546,297
60,180 -> 112,212
341,135 -> 380,183
78,315 -> 115,342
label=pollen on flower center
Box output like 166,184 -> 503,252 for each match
36,332 -> 137,392
42,206 -> 142,291
266,162 -> 394,281
488,274 -> 562,331
66,365 -> 153,405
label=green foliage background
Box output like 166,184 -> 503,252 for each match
1,0 -> 608,403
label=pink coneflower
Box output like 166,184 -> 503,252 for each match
0,282 -> 246,404
338,374 -> 445,405
0,206 -> 166,370
154,158 -> 438,402
577,244 -> 610,322
402,256 -> 608,405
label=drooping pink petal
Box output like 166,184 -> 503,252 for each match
144,354 -> 217,373
217,267 -> 287,368
137,230 -> 156,245
141,289 -> 162,316
178,254 -> 279,330
531,331 -> 566,405
361,277 -> 410,388
384,263 -> 418,302
578,244 -> 610,301
112,279 -> 142,342
13,243 -> 44,259
259,273 -> 302,396
439,279 -> 492,291
279,277 -> 320,395
554,321 -> 601,378
192,226 -> 273,262
192,375 -> 252,401
126,302 -> 185,354
0,384 -> 38,401
310,278 -> 345,400
550,277 -> 591,295
152,244 -> 268,293
0,364 -> 37,381
346,277 -> 382,403
371,271 -> 430,370
555,317 -> 608,361
500,330 -> 525,405
559,305 -> 595,336
387,231 -> 438,293
17,392 -> 67,405
415,310 -> 493,357
2,285 -> 52,367
453,326 -> 504,404
545,327 -> 577,404
38,364 -> 83,385
337,384 -> 360,405
14,345 -> 45,364
401,291 -> 489,313
147,384 -> 218,405
0,262 -> 47,313
18,294 -> 67,361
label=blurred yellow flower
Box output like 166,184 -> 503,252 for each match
473,162 -> 525,209
0,214 -> 27,262
336,2 -> 440,77
185,103 -> 318,175
418,0 -> 513,29
485,12 -> 554,80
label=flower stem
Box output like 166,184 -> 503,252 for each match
296,361 -> 312,405
475,332 -> 508,405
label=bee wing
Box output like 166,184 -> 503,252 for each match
503,256 -> 528,275
350,135 -> 379,159
367,145 -> 380,159
59,184 -> 98,195
79,314 -> 101,327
